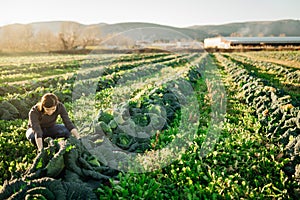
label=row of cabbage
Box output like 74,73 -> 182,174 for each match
245,51 -> 300,63
216,54 -> 300,182
73,53 -> 203,157
1,53 -> 173,85
0,53 -> 166,77
0,53 -> 183,182
227,53 -> 300,84
0,53 -> 181,120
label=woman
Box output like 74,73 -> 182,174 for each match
26,93 -> 80,152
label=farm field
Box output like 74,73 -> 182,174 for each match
0,51 -> 299,199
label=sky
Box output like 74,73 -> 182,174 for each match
0,0 -> 299,27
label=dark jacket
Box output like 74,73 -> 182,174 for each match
28,102 -> 75,137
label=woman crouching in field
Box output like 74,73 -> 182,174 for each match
26,93 -> 80,152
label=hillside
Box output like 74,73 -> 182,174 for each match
189,19 -> 300,38
1,19 -> 299,40
0,19 -> 299,52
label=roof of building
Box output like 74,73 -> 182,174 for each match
222,37 -> 300,44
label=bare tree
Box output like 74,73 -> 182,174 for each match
79,25 -> 102,48
35,29 -> 61,51
257,33 -> 265,37
279,33 -> 286,37
103,33 -> 135,48
21,25 -> 34,51
230,32 -> 243,37
1,25 -> 21,51
0,24 -> 34,52
58,22 -> 82,50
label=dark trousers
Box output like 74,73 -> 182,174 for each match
26,124 -> 71,145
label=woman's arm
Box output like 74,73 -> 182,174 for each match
59,103 -> 76,130
36,137 -> 44,152
58,103 -> 80,139
29,107 -> 44,151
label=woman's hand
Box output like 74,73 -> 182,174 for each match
70,128 -> 80,139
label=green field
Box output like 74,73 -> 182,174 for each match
0,51 -> 299,199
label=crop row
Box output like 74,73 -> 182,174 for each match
85,53 -> 207,167
0,52 -> 198,187
0,53 -> 167,76
0,53 -> 208,198
245,51 -> 300,64
227,53 -> 300,84
95,54 -> 295,199
95,53 -> 198,92
2,52 -> 298,198
223,53 -> 300,107
0,120 -> 36,185
0,54 -> 90,66
216,54 -> 300,183
71,53 -> 203,130
0,53 -> 184,120
0,53 -> 170,84
69,52 -> 205,166
0,53 -> 176,96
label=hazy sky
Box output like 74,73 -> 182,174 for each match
0,0 -> 299,27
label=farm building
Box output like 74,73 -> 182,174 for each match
204,37 -> 300,50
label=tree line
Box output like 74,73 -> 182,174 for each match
0,22 -> 108,53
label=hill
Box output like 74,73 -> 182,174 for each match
189,19 -> 300,38
2,19 -> 299,41
0,19 -> 299,52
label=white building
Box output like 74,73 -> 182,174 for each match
204,37 -> 230,49
204,37 -> 300,49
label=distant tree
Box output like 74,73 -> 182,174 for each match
0,24 -> 34,52
257,33 -> 265,37
35,29 -> 61,51
79,26 -> 102,48
58,22 -> 82,50
103,33 -> 135,48
20,25 -> 34,51
279,33 -> 286,37
230,32 -> 243,37
0,23 -> 103,52
0,25 -> 17,51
